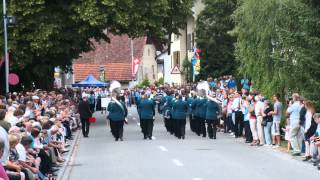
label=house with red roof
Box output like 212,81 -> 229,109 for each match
56,34 -> 160,88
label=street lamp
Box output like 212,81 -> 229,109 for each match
2,0 -> 16,93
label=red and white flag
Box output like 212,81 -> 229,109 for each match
132,57 -> 140,75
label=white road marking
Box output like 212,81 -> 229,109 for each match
137,123 -> 140,126
172,159 -> 184,167
159,146 -> 168,152
152,136 -> 156,140
133,117 -> 137,120
193,178 -> 203,180
128,113 -> 132,116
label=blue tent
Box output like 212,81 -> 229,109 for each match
72,74 -> 108,87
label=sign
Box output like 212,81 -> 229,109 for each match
171,65 -> 181,74
101,97 -> 108,108
8,73 -> 19,85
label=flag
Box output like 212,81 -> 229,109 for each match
192,48 -> 201,76
132,57 -> 140,76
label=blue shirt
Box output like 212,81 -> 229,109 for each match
228,80 -> 236,89
241,79 -> 250,90
287,101 -> 302,127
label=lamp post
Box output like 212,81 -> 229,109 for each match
3,0 -> 9,93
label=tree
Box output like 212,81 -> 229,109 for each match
0,0 -> 193,90
195,0 -> 237,80
233,0 -> 320,106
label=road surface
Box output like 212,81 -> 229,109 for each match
63,106 -> 320,180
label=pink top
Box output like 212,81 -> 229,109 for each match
0,164 -> 9,180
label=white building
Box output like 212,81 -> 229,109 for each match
168,0 -> 205,85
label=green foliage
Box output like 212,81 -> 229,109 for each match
140,76 -> 150,88
182,58 -> 193,83
0,0 -> 194,90
155,77 -> 164,87
196,0 -> 237,80
233,0 -> 320,109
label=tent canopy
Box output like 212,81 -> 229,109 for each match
72,74 -> 108,87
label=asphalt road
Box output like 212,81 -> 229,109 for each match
64,106 -> 320,180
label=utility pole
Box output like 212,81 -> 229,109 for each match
3,0 -> 9,93
131,38 -> 134,87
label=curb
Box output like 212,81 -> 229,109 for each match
57,130 -> 81,180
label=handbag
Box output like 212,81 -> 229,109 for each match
88,117 -> 97,123
261,119 -> 267,126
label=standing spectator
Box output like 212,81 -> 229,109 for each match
88,91 -> 96,113
78,97 -> 92,138
286,93 -> 302,156
242,96 -> 252,143
271,94 -> 282,147
232,92 -> 243,138
302,101 -> 316,161
0,138 -> 9,180
255,95 -> 265,145
262,100 -> 273,146
249,95 -> 259,146
227,76 -> 237,90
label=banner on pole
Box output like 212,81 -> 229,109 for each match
192,48 -> 201,77
132,57 -> 140,76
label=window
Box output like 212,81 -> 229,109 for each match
173,51 -> 180,66
187,33 -> 195,51
174,34 -> 179,41
152,65 -> 155,79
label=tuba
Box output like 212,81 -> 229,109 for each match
196,81 -> 210,98
196,81 -> 221,104
109,80 -> 121,97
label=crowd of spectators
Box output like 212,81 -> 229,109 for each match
121,75 -> 320,171
0,90 -> 80,180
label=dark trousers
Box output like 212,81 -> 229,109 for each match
234,111 -> 243,137
164,118 -> 170,132
199,118 -> 206,137
174,119 -> 186,138
193,116 -> 200,135
167,118 -> 174,134
80,117 -> 90,136
189,114 -> 195,132
244,121 -> 253,142
227,114 -> 235,133
141,119 -> 154,138
89,104 -> 95,113
38,149 -> 53,174
62,120 -> 72,139
110,120 -> 124,139
207,119 -> 218,139
223,116 -> 229,133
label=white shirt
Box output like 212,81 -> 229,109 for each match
255,101 -> 264,116
8,116 -> 21,127
232,97 -> 241,111
304,111 -> 312,132
16,143 -> 26,162
0,127 -> 9,165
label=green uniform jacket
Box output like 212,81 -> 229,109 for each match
197,98 -> 207,119
138,99 -> 156,120
107,101 -> 128,121
206,100 -> 220,121
172,100 -> 188,120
